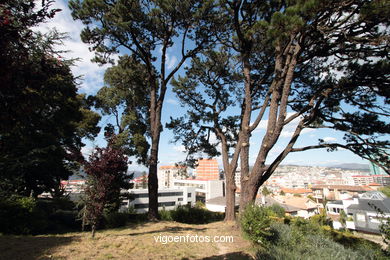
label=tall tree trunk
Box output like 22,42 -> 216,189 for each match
148,76 -> 163,221
224,168 -> 236,221
148,133 -> 160,221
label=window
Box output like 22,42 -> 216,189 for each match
158,201 -> 175,207
369,216 -> 380,223
134,203 -> 149,209
188,193 -> 192,198
158,192 -> 183,197
356,213 -> 366,222
178,198 -> 183,201
133,193 -> 149,198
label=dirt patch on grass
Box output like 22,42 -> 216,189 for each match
0,221 -> 253,260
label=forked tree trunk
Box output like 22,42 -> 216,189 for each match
239,175 -> 260,214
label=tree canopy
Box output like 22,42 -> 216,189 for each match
69,0 -> 222,219
168,0 -> 390,219
0,0 -> 101,197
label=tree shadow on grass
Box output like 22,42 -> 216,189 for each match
111,225 -> 208,237
0,235 -> 79,260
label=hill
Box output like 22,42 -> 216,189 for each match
328,163 -> 370,171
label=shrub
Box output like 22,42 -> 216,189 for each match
268,204 -> 285,218
103,212 -> 129,228
169,205 -> 223,224
240,203 -> 273,244
159,208 -> 173,221
258,222 -> 385,260
310,212 -> 332,227
0,196 -> 49,234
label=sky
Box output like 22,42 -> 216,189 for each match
36,0 -> 373,171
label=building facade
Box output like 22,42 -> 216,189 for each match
173,179 -> 225,201
158,165 -> 187,189
121,187 -> 196,213
194,158 -> 219,180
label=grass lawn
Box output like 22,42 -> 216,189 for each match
0,221 -> 253,260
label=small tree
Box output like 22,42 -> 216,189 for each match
83,136 -> 130,237
339,209 -> 347,230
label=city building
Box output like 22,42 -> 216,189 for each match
195,158 -> 219,180
259,196 -> 319,218
311,185 -> 374,201
121,187 -> 196,213
372,175 -> 390,186
205,196 -> 240,212
158,165 -> 187,188
352,175 -> 374,186
280,188 -> 312,197
234,168 -> 241,188
347,191 -> 390,234
173,179 -> 225,202
60,179 -> 86,194
351,174 -> 390,187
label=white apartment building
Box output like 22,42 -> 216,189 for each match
121,186 -> 196,213
173,179 -> 224,201
158,165 -> 188,188
352,175 -> 374,186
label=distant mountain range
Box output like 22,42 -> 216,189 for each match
327,163 -> 370,171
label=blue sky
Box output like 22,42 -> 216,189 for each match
37,0 -> 373,171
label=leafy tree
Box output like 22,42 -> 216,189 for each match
262,186 -> 272,197
167,48 -> 242,220
339,209 -> 347,229
0,0 -> 100,198
94,55 -> 150,163
83,135 -> 130,237
69,0 -> 221,220
168,0 -> 390,218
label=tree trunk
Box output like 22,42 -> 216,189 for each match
239,176 -> 259,214
224,169 -> 236,221
148,132 -> 160,221
147,72 -> 161,221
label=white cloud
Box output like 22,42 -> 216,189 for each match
81,145 -> 94,158
323,137 -> 337,142
172,145 -> 186,153
167,98 -> 179,105
35,0 -> 113,94
166,54 -> 178,70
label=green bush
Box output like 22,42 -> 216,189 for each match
159,208 -> 173,221
240,203 -> 273,244
268,204 -> 285,218
48,210 -> 80,232
103,212 -> 129,228
310,212 -> 332,227
0,196 -> 49,234
257,222 -> 386,260
169,205 -> 223,224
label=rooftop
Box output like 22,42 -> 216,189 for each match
311,185 -> 373,192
